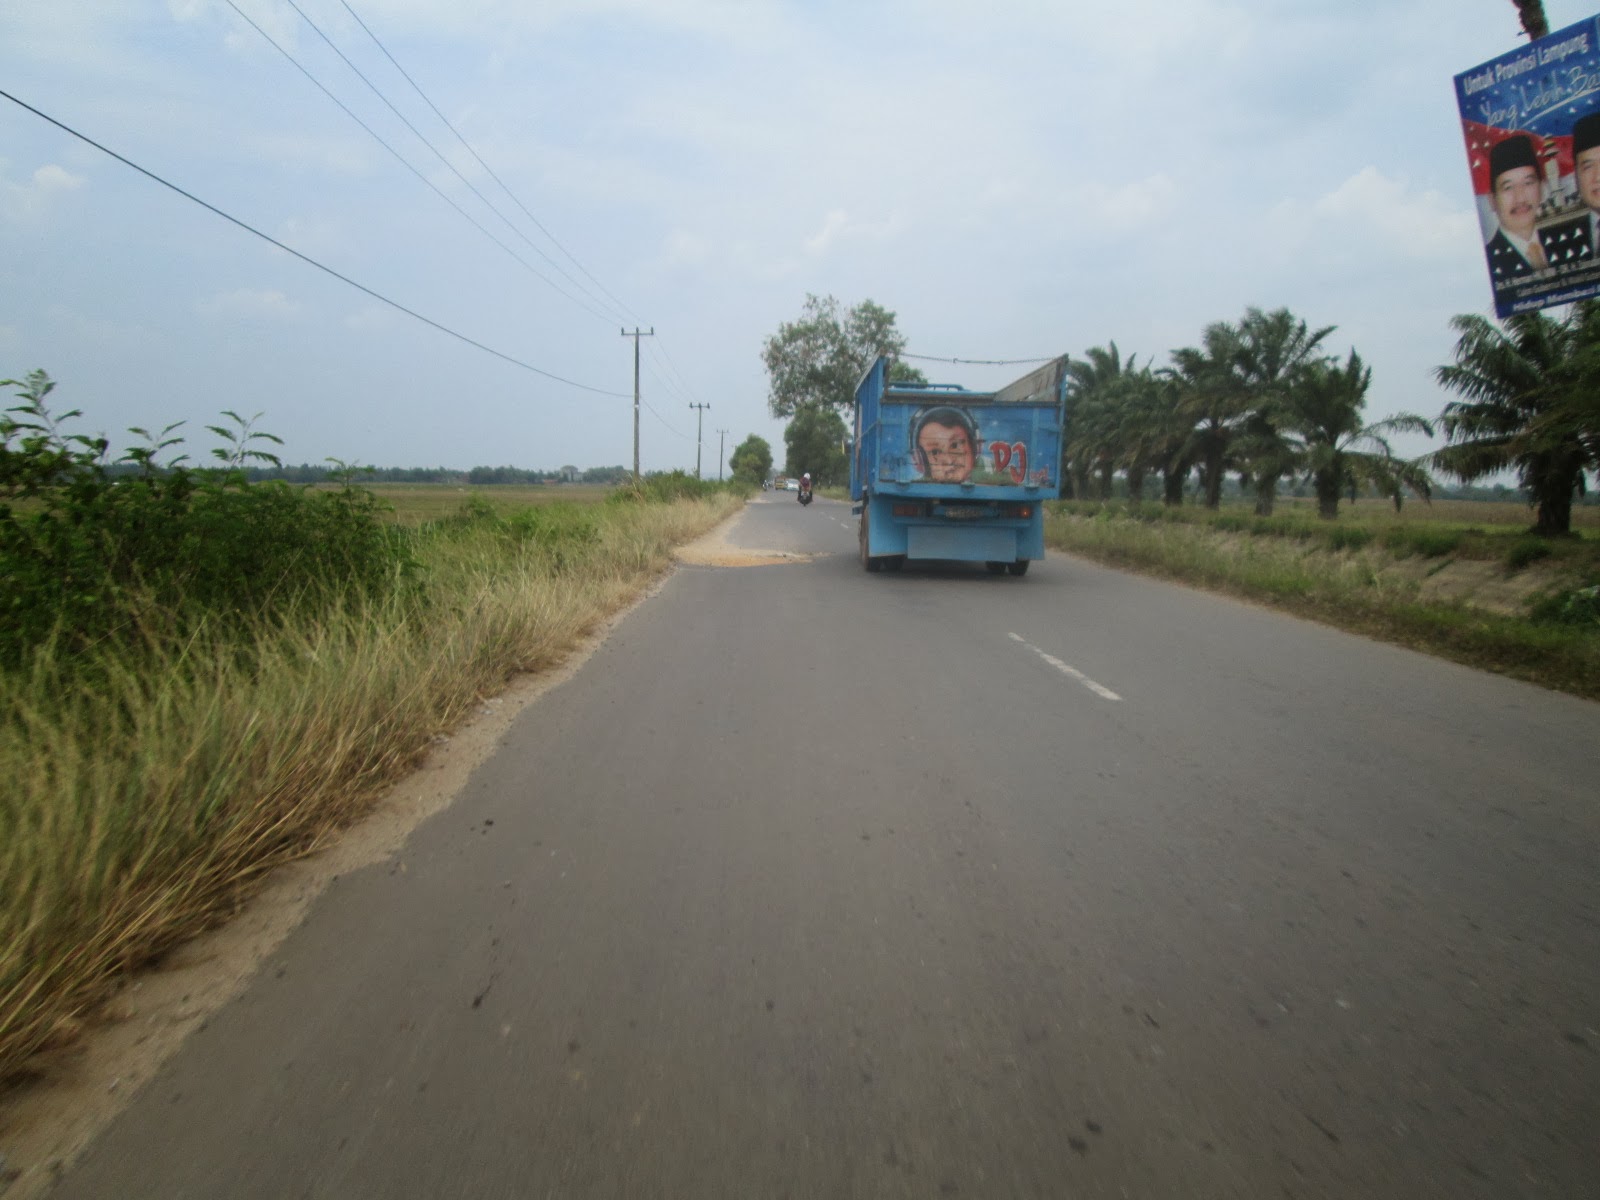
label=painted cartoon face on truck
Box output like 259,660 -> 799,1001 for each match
911,406 -> 980,482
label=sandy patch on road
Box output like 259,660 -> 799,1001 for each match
0,517 -> 742,1196
673,509 -> 811,568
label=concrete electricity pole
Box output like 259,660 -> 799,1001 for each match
715,429 -> 729,481
689,402 -> 710,478
621,328 -> 654,481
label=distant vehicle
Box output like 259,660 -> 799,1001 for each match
772,476 -> 788,491
850,355 -> 1067,575
785,478 -> 800,491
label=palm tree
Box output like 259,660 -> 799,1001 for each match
1433,307 -> 1596,536
1294,351 -> 1433,519
1105,365 -> 1177,504
1168,321 -> 1247,509
1151,375 -> 1196,506
1232,307 -> 1337,516
1065,343 -> 1133,500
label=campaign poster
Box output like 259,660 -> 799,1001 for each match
1455,16 -> 1600,317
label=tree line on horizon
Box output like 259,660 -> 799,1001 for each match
760,292 -> 1600,535
1067,301 -> 1599,534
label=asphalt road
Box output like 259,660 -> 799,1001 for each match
51,494 -> 1600,1198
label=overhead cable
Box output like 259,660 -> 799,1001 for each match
643,342 -> 702,407
0,87 -> 629,397
641,398 -> 692,439
902,352 -> 1059,365
648,337 -> 708,405
280,0 -> 627,326
337,0 -> 645,327
223,0 -> 616,323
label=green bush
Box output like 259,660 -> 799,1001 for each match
1322,525 -> 1374,551
1504,536 -> 1554,572
1529,583 -> 1600,627
0,371 -> 415,672
606,470 -> 739,505
1380,526 -> 1464,558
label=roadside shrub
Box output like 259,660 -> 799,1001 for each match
606,470 -> 739,505
1381,526 -> 1464,558
1529,583 -> 1600,627
0,370 -> 415,672
1322,525 -> 1374,552
1504,536 -> 1554,572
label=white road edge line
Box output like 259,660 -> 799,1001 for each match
1007,632 -> 1122,702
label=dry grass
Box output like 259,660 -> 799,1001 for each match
360,483 -> 615,526
1045,509 -> 1600,699
0,494 -> 741,1087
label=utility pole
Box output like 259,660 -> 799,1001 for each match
715,428 -> 729,481
689,402 -> 710,478
620,327 -> 654,481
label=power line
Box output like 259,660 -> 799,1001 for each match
336,0 -> 645,328
902,352 -> 1059,366
0,86 -> 630,398
641,398 -> 691,439
280,0 -> 628,326
641,345 -> 699,406
223,0 -> 616,323
646,337 -> 707,405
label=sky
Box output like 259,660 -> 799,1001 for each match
0,1 -> 1584,476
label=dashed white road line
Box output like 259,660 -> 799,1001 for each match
1007,632 -> 1122,702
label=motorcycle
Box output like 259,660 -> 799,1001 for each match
797,482 -> 813,506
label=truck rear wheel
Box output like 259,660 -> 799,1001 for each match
985,561 -> 1007,575
860,510 -> 881,572
1007,560 -> 1030,577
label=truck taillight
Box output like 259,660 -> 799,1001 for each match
1017,505 -> 1032,518
892,503 -> 922,517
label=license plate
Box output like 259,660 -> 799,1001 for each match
941,506 -> 987,519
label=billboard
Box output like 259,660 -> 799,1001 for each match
1455,15 -> 1600,317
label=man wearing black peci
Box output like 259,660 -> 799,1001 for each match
1483,134 -> 1554,292
1542,111 -> 1600,267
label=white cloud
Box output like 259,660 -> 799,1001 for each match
657,229 -> 711,270
1305,167 -> 1479,260
803,209 -> 902,257
2,163 -> 86,219
344,304 -> 395,332
197,288 -> 302,320
1069,174 -> 1180,232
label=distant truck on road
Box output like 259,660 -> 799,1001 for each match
850,355 -> 1067,575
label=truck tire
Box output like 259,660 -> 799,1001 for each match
985,561 -> 1007,575
1007,560 -> 1030,577
860,510 -> 881,572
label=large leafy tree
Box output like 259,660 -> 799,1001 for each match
1293,351 -> 1433,519
1433,306 -> 1597,535
728,434 -> 773,487
783,404 -> 849,485
762,295 -> 910,417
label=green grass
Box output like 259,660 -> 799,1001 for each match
0,492 -> 743,1086
357,482 -> 617,526
1045,504 -> 1600,700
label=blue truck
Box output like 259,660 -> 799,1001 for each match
849,355 -> 1067,575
